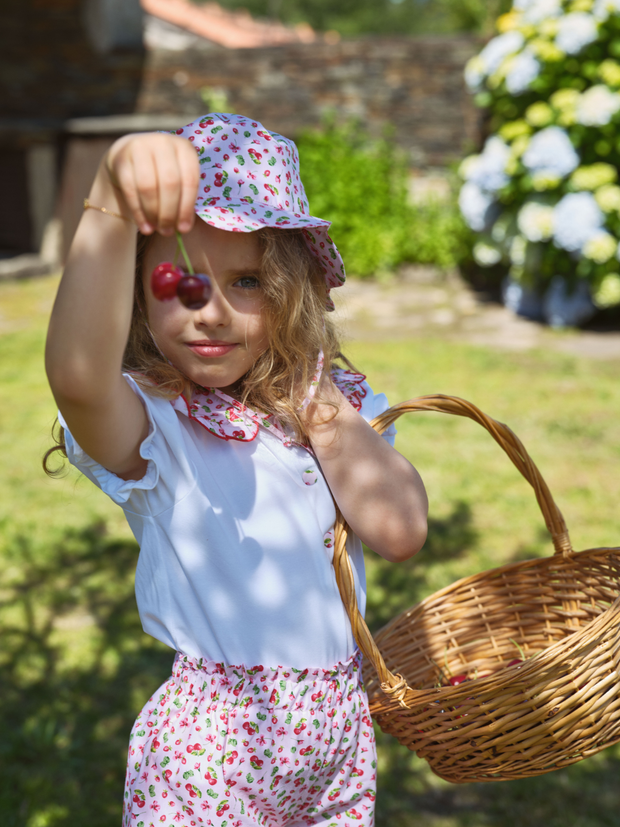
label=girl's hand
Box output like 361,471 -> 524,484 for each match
104,132 -> 200,236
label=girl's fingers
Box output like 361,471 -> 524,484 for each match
154,142 -> 184,236
132,144 -> 166,233
176,143 -> 200,233
156,139 -> 199,234
105,134 -> 198,235
108,151 -> 153,234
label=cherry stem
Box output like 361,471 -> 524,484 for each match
175,231 -> 194,275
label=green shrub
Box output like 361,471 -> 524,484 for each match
401,197 -> 474,270
296,119 -> 471,276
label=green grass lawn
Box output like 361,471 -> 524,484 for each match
1,274 -> 619,826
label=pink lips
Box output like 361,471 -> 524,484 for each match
186,341 -> 237,358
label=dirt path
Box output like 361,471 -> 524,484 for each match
331,266 -> 620,360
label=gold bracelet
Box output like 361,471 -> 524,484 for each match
83,198 -> 132,222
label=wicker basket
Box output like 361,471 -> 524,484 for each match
332,395 -> 620,784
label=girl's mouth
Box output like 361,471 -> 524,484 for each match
186,341 -> 238,358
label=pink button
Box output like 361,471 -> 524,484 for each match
302,468 -> 318,485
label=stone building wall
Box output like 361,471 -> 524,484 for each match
137,36 -> 483,167
0,0 -> 483,260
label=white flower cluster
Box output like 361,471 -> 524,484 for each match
576,84 -> 620,125
505,49 -> 541,95
462,137 -> 511,192
514,0 -> 562,23
517,201 -> 555,242
459,185 -> 495,232
593,273 -> 620,307
593,0 -> 620,22
458,137 -> 511,231
555,13 -> 599,54
582,230 -> 617,263
473,241 -> 503,266
465,2 -> 605,95
521,126 -> 579,178
552,192 -> 604,252
465,31 -> 524,91
480,31 -> 525,76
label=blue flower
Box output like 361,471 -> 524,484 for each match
556,13 -> 598,55
505,49 -> 541,95
552,192 -> 604,252
459,183 -> 496,232
464,137 -> 511,193
522,127 -> 579,178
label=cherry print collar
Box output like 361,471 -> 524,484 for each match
170,364 -> 367,447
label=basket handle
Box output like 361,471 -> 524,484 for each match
331,394 -> 572,704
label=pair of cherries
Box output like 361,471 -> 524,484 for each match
150,232 -> 212,310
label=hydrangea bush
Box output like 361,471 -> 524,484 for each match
460,0 -> 620,324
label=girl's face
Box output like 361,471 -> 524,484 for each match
142,220 -> 268,393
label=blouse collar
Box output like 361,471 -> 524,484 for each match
170,361 -> 367,448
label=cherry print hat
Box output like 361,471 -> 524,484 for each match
172,113 -> 345,310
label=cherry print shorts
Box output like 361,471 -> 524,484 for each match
123,650 -> 377,827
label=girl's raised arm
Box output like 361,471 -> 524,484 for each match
303,380 -> 429,563
45,133 -> 199,480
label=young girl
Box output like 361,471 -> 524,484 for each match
45,113 -> 428,827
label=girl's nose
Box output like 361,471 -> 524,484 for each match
194,279 -> 231,327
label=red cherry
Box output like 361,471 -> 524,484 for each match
448,674 -> 470,686
507,659 -> 523,668
176,273 -> 212,309
151,262 -> 184,301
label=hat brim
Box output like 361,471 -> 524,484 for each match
195,200 -> 346,310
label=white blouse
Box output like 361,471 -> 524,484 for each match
61,371 -> 396,670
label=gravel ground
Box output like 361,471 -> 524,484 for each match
332,265 -> 620,360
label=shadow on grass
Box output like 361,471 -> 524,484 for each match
507,526 -> 555,565
0,522 -> 172,827
365,500 -> 478,633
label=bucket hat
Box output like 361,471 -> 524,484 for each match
172,113 -> 345,310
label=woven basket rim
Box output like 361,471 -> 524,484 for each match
373,543 -> 620,649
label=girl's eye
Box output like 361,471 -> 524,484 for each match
235,276 -> 260,290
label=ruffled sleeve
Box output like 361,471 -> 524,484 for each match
59,374 -> 193,512
331,366 -> 397,447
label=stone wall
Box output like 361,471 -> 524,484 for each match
0,0 -> 484,258
137,36 -> 483,167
